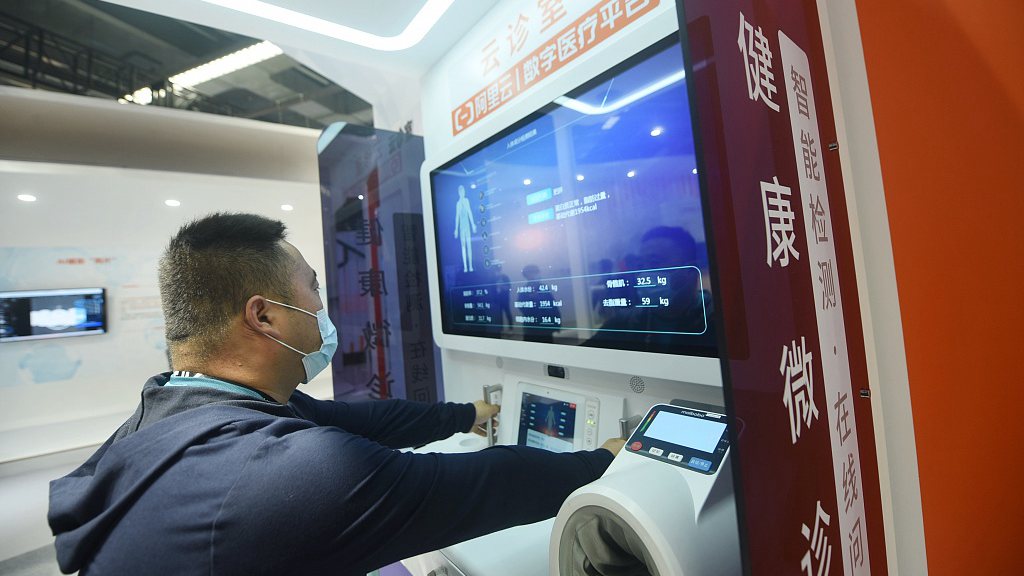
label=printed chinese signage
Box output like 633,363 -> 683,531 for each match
451,0 -> 660,135
680,1 -> 886,574
394,213 -> 440,404
779,30 -> 871,573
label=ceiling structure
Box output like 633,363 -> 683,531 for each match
100,0 -> 499,130
0,0 -> 500,131
103,0 -> 498,77
0,0 -> 378,129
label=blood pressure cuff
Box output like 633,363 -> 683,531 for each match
559,505 -> 656,576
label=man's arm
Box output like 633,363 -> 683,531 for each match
216,428 -> 616,575
288,390 -> 482,448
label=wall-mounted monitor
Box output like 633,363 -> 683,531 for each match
422,36 -> 720,383
0,288 -> 107,342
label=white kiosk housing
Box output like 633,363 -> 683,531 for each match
404,27 -> 743,576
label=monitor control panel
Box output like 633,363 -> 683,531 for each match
625,401 -> 730,475
515,382 -> 600,453
582,399 -> 599,450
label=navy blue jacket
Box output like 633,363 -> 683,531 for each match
48,373 -> 613,575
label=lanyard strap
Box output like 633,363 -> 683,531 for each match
167,373 -> 268,401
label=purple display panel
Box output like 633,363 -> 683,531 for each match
318,125 -> 442,403
677,1 -> 887,574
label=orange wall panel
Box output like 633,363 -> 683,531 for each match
855,1 -> 1024,573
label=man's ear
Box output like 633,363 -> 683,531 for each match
244,295 -> 282,339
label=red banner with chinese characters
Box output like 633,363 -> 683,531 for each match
678,1 -> 887,574
451,0 -> 659,135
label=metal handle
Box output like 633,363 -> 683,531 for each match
619,414 -> 643,439
482,384 -> 503,447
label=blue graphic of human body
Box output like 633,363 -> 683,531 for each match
453,185 -> 477,272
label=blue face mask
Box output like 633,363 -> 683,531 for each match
263,298 -> 338,384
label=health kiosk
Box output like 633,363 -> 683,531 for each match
404,34 -> 742,576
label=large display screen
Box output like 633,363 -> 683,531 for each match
0,288 -> 107,342
518,392 -> 577,453
429,37 -> 714,355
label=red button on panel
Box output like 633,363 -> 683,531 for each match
630,441 -> 642,451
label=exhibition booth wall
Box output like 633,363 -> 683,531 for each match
855,1 -> 1023,573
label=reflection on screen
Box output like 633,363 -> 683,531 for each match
430,38 -> 715,356
518,393 -> 576,453
645,411 -> 726,454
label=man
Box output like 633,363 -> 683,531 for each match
48,213 -> 623,575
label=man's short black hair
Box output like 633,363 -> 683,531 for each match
159,212 -> 294,360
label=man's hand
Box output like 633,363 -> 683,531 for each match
471,400 -> 500,436
599,437 -> 626,456
472,400 -> 500,425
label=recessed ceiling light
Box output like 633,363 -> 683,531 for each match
133,87 -> 153,105
576,174 -> 585,182
650,127 -> 664,137
17,194 -> 37,202
523,178 -> 532,186
197,0 -> 454,52
357,194 -> 365,200
692,168 -> 698,175
281,204 -> 294,211
627,170 -> 636,178
165,199 -> 181,207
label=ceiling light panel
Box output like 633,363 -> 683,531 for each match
197,0 -> 454,51
169,41 -> 283,88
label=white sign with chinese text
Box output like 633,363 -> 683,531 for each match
738,11 -> 780,112
801,500 -> 833,576
781,336 -> 818,444
445,0 -> 665,135
761,176 -> 800,268
779,30 -> 870,575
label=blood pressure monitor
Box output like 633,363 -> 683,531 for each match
624,401 -> 731,475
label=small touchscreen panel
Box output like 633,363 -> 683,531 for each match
646,410 -> 726,453
518,392 -> 577,453
626,403 -> 730,474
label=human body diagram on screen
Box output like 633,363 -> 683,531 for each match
454,185 -> 477,272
